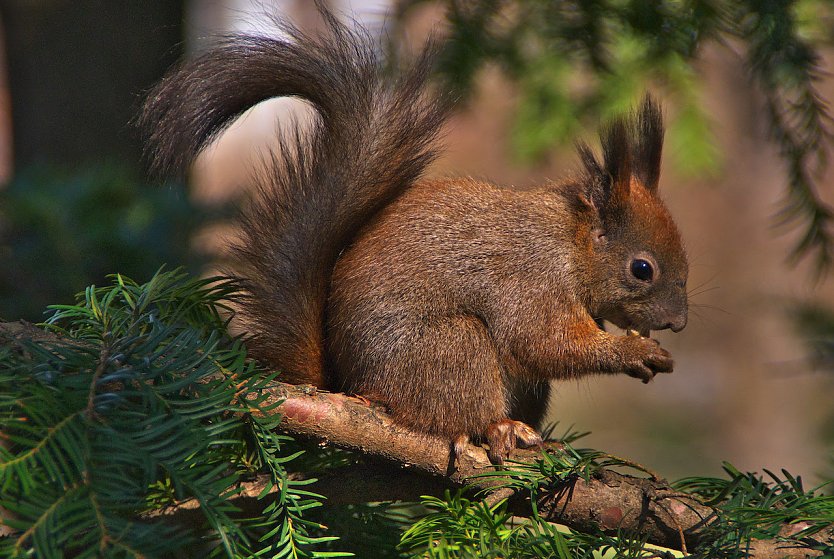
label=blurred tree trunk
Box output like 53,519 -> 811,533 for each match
0,0 -> 184,173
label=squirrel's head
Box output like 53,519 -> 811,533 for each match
575,95 -> 688,335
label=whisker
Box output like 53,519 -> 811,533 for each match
687,272 -> 718,294
689,302 -> 731,316
688,309 -> 720,328
688,285 -> 721,298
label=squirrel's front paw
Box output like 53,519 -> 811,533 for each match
621,335 -> 674,383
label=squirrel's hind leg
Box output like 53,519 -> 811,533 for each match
374,315 -> 508,435
353,314 -> 542,465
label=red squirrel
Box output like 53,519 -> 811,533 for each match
141,7 -> 688,463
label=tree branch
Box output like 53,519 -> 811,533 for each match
258,382 -> 828,558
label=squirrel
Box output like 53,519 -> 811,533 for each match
140,6 -> 688,464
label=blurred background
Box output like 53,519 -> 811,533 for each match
0,0 -> 832,484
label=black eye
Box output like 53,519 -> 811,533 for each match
630,259 -> 654,282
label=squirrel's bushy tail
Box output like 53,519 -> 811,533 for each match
140,6 -> 449,385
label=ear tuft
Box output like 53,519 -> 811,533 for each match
600,116 -> 633,208
574,93 -> 665,217
576,140 -> 604,208
576,140 -> 601,178
632,94 -> 664,191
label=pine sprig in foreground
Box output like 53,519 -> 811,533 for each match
399,448 -> 834,558
0,270 -> 348,558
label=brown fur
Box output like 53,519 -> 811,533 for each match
140,5 -> 688,463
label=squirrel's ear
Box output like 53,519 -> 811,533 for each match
600,117 -> 632,212
632,94 -> 664,192
576,141 -> 603,209
576,123 -> 631,219
576,96 -> 664,217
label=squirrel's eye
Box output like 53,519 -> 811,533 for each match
630,259 -> 654,282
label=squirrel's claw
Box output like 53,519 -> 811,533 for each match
485,419 -> 543,464
452,434 -> 470,466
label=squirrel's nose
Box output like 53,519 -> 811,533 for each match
658,309 -> 687,333
662,295 -> 689,333
668,313 -> 687,333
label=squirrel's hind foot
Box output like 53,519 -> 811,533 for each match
485,419 -> 543,464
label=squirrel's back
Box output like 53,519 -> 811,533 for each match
140,6 -> 449,385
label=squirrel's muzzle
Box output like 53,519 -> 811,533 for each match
670,317 -> 687,332
660,308 -> 687,333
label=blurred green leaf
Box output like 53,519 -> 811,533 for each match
0,163 -> 229,321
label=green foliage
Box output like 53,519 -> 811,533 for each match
399,490 -> 668,559
739,0 -> 834,275
398,446 -> 834,558
400,492 -> 544,559
396,444 -> 669,559
0,164 -> 224,321
0,270 -> 348,558
676,464 -> 834,558
306,502 -> 422,558
395,0 -> 834,271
